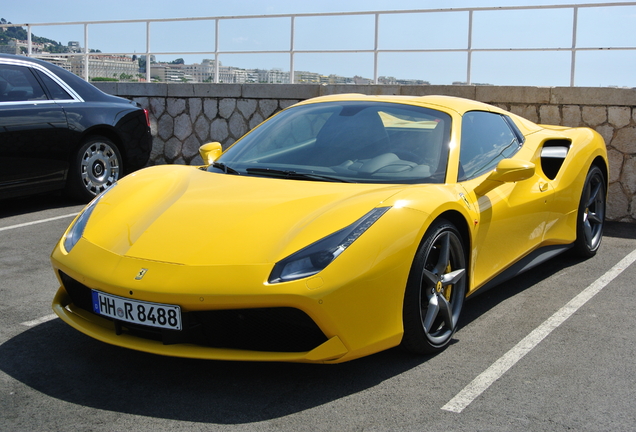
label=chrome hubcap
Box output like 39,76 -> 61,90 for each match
80,142 -> 120,195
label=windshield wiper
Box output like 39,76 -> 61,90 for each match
211,162 -> 240,175
245,167 -> 350,183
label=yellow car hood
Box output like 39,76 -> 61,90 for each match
82,165 -> 403,266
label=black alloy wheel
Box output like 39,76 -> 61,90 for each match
572,165 -> 606,258
401,219 -> 467,354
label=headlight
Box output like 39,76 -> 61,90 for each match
268,207 -> 390,283
63,185 -> 114,252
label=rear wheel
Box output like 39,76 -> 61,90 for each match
572,165 -> 606,258
67,136 -> 122,201
401,219 -> 467,354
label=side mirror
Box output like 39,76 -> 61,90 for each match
199,142 -> 223,165
474,159 -> 535,195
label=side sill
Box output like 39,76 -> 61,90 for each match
469,244 -> 572,297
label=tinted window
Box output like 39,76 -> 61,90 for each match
0,64 -> 47,102
35,69 -> 73,100
217,102 -> 452,184
459,111 -> 521,180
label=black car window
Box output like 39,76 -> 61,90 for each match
0,64 -> 47,102
34,69 -> 73,100
459,111 -> 521,181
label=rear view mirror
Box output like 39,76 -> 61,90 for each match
199,142 -> 223,165
474,159 -> 535,195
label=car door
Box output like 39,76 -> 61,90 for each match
458,111 -> 554,290
0,61 -> 69,199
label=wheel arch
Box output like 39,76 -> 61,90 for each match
415,209 -> 472,292
435,209 -> 471,258
591,155 -> 609,188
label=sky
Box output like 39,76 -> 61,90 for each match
2,0 -> 636,87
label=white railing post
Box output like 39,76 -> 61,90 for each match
467,10 -> 473,85
83,23 -> 89,81
214,18 -> 220,84
570,6 -> 579,87
374,13 -> 379,84
27,25 -> 32,55
146,21 -> 151,83
290,16 -> 295,84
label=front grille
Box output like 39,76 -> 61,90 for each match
59,271 -> 328,352
60,272 -> 93,311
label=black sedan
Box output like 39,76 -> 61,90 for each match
0,54 -> 152,201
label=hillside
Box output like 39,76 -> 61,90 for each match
0,18 -> 71,53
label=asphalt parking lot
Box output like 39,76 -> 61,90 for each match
2,194 -> 636,432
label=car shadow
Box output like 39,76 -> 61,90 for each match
0,193 -> 83,219
604,221 -> 636,240
0,319 -> 432,424
459,248 -> 584,327
458,220 -> 636,327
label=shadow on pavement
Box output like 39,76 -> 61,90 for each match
604,221 -> 636,240
0,318 -> 430,424
0,193 -> 83,219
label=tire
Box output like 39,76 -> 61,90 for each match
67,136 -> 122,201
401,219 -> 467,354
571,165 -> 606,258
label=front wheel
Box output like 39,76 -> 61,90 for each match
401,219 -> 467,354
67,136 -> 122,201
571,165 -> 606,258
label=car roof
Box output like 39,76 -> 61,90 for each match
0,53 -> 122,103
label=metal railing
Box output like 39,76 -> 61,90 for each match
3,2 -> 636,86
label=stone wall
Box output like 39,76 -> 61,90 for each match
94,82 -> 636,222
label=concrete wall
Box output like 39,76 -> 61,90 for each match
94,82 -> 636,222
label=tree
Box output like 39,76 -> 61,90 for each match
4,23 -> 27,40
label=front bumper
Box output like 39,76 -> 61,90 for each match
53,286 -> 349,363
51,223 -> 415,363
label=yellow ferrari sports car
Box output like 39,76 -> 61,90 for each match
51,94 -> 608,363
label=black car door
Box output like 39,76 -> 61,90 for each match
0,62 -> 69,199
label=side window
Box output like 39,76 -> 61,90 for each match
34,69 -> 73,100
459,111 -> 521,181
0,64 -> 47,102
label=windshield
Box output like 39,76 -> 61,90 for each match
212,101 -> 452,184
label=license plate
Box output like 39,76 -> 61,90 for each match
91,290 -> 182,331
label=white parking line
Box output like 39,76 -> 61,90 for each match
0,213 -> 78,232
442,248 -> 636,413
21,314 -> 58,327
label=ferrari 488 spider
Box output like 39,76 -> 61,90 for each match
51,94 -> 608,363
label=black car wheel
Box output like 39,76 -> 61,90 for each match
401,219 -> 467,354
572,165 -> 606,258
67,136 -> 122,201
